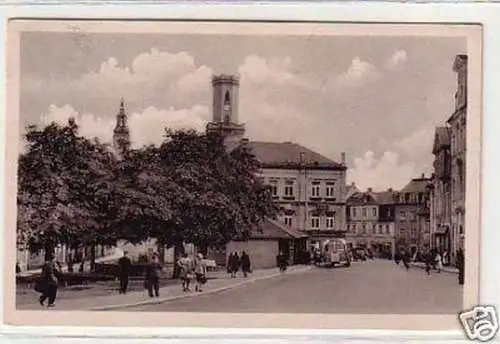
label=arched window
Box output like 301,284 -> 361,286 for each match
223,91 -> 231,122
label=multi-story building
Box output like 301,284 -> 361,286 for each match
345,188 -> 396,258
394,175 -> 432,256
206,74 -> 348,255
428,54 -> 467,265
448,54 -> 467,260
429,127 -> 452,256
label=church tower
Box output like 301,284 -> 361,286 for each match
113,98 -> 130,159
206,74 -> 246,148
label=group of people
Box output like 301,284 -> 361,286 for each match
176,253 -> 209,293
394,247 -> 465,286
227,251 -> 251,278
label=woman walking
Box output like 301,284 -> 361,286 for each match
177,253 -> 193,292
194,253 -> 207,292
435,251 -> 443,273
37,255 -> 61,308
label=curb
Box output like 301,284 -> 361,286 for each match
409,263 -> 458,274
86,266 -> 313,311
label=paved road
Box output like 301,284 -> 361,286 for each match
125,259 -> 463,314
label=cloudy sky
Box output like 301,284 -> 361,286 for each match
19,31 -> 466,191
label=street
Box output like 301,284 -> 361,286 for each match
124,259 -> 463,314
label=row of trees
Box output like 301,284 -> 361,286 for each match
17,118 -> 279,271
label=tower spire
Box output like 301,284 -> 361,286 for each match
113,98 -> 130,159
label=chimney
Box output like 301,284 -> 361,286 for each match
367,187 -> 373,193
421,173 -> 425,179
351,182 -> 355,186
388,188 -> 393,192
341,152 -> 346,165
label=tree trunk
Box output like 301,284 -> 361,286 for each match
157,238 -> 165,264
172,241 -> 185,279
90,242 -> 96,272
44,242 -> 55,262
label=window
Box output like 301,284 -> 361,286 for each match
311,181 -> 321,198
385,225 -> 390,235
326,217 -> 335,229
346,224 -> 350,232
362,223 -> 367,234
311,216 -> 320,229
269,180 -> 278,197
378,224 -> 383,234
284,180 -> 294,198
352,208 -> 357,218
372,207 -> 377,217
400,211 -> 407,220
325,182 -> 335,198
352,224 -> 357,233
284,216 -> 292,227
362,208 -> 367,217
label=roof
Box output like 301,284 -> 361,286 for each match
247,218 -> 309,240
432,127 -> 451,154
245,141 -> 345,170
346,191 -> 377,205
400,177 -> 432,194
373,191 -> 398,205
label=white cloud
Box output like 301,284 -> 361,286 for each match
237,55 -> 314,142
386,50 -> 408,69
329,57 -> 380,89
71,49 -> 213,107
394,126 -> 434,159
238,55 -> 307,88
347,150 -> 417,192
39,103 -> 210,149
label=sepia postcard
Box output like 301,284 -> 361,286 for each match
4,20 -> 482,331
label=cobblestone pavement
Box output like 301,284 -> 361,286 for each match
16,265 -> 312,311
126,259 -> 463,314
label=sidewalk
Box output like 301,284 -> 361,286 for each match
409,262 -> 458,274
17,265 -> 313,311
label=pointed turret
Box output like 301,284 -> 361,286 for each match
113,98 -> 130,159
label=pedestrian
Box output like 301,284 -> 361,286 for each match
227,252 -> 239,278
117,251 -> 132,294
456,248 -> 465,286
37,255 -> 61,308
402,251 -> 410,270
240,251 -> 251,278
144,254 -> 162,298
435,251 -> 443,273
394,251 -> 401,265
193,253 -> 207,292
277,251 -> 288,272
177,253 -> 193,292
443,251 -> 448,266
424,250 -> 432,276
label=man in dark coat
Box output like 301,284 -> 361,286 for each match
240,251 -> 251,278
117,251 -> 132,294
277,251 -> 288,272
38,255 -> 61,307
144,254 -> 162,298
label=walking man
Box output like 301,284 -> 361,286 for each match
117,251 -> 132,294
240,251 -> 251,278
144,254 -> 162,298
457,247 -> 465,286
38,255 -> 61,308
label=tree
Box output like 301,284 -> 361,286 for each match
17,119 -> 116,264
119,128 -> 278,276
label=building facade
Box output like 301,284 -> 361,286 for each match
345,189 -> 396,258
394,175 -> 432,256
429,127 -> 452,256
448,54 -> 467,261
207,74 -> 348,254
428,54 -> 467,265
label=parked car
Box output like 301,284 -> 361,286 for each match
354,248 -> 367,261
